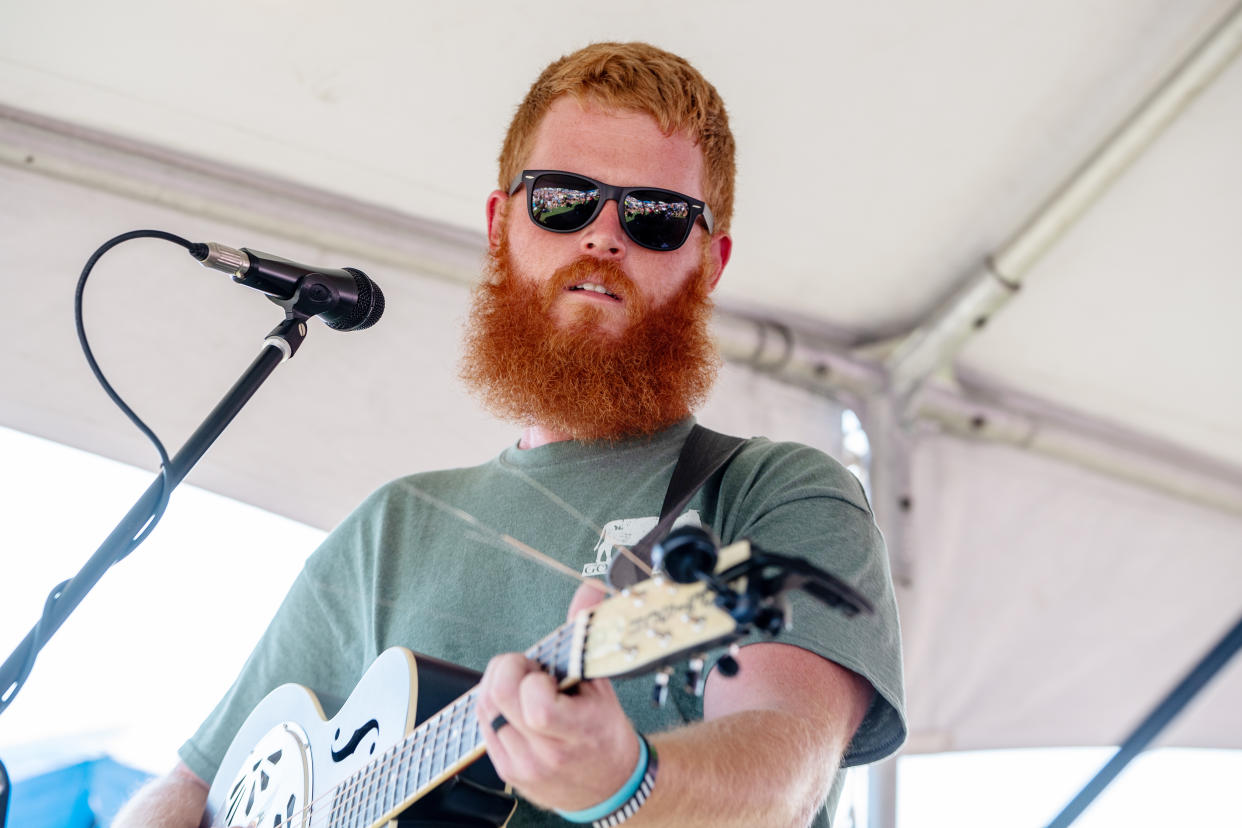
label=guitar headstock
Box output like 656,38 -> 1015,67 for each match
581,539 -> 753,682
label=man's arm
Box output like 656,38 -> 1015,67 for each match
650,641 -> 873,826
113,761 -> 208,828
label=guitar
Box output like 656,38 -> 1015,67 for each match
205,536 -> 872,827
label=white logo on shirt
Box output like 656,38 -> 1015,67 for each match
582,511 -> 703,577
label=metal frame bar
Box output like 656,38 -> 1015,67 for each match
884,2 -> 1242,409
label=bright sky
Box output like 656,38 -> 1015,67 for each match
0,425 -> 1238,826
0,425 -> 325,779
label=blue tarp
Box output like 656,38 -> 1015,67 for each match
6,757 -> 152,828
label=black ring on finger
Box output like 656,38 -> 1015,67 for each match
490,713 -> 508,733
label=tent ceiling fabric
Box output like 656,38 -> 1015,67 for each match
2,1 -> 1241,758
2,0 -> 1237,465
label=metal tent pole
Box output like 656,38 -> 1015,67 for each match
867,757 -> 899,828
1045,612 -> 1242,827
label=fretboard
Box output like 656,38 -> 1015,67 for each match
319,620 -> 581,828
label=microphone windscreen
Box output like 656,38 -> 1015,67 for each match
326,269 -> 385,331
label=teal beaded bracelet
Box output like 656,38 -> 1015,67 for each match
556,733 -> 658,826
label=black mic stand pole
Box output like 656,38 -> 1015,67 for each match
0,315 -> 310,824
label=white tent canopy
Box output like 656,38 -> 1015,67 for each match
2,0 -> 1240,802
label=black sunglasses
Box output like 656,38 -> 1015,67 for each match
508,170 -> 714,252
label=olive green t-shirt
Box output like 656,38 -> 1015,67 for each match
180,419 -> 906,825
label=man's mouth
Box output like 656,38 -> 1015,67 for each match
567,282 -> 621,301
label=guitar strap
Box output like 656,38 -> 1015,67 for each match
607,424 -> 746,589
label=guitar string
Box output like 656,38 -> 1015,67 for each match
288,622 -> 579,828
297,629 -> 576,828
341,626 -> 579,827
268,499 -> 591,824
499,463 -> 657,580
403,484 -> 621,595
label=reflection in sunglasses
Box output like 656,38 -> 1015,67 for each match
623,196 -> 689,223
532,186 -> 599,219
531,186 -> 690,227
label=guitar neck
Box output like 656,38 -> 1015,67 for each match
323,620 -> 584,827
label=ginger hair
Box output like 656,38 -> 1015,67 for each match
498,42 -> 736,235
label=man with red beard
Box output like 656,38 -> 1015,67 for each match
117,43 -> 905,828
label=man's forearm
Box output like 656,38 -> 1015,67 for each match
113,764 -> 208,828
631,708 -> 846,828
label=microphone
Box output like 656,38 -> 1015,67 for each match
194,243 -> 385,331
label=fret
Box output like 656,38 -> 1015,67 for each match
337,773 -> 351,828
425,717 -> 438,785
362,760 -> 375,826
379,747 -> 394,816
416,730 -> 432,789
347,770 -> 361,828
326,781 -> 339,828
396,737 -> 411,805
369,752 -> 385,822
374,753 -> 386,822
386,745 -> 400,813
465,705 -> 480,750
433,712 -> 447,778
400,735 -> 416,798
332,777 -> 344,828
449,700 -> 464,764
353,767 -> 366,828
461,697 -> 474,750
392,739 -> 404,797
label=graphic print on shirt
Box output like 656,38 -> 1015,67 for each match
582,510 -> 702,576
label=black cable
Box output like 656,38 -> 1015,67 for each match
1,230 -> 206,717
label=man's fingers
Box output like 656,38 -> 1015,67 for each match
477,653 -> 531,732
517,669 -> 568,733
483,654 -> 534,720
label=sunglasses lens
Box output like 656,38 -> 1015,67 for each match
623,190 -> 693,250
529,173 -> 601,232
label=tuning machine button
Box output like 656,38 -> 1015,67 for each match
685,656 -> 706,696
755,605 -> 786,635
651,668 -> 673,707
716,644 -> 742,678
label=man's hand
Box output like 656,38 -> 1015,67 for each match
474,581 -> 638,812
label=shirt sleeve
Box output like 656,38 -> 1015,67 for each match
715,439 -> 907,766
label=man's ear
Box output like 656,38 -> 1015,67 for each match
704,233 -> 732,293
485,190 -> 509,251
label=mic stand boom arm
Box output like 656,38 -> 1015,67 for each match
0,315 -> 310,764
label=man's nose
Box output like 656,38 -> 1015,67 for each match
580,200 -> 628,258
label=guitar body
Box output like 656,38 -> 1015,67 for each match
206,647 -> 514,828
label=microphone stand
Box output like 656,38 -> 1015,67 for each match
0,313 -> 312,824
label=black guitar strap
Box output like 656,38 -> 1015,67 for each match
607,424 -> 746,589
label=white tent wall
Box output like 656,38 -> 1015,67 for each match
900,433 -> 1242,754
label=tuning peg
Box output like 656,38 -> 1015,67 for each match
653,526 -> 719,584
685,656 -> 706,696
652,668 -> 672,708
755,604 -> 786,635
716,644 -> 742,679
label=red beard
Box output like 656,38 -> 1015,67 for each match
460,239 -> 719,442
